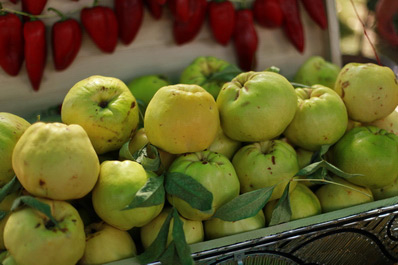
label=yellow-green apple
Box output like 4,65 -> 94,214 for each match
334,63 -> 398,123
216,71 -> 297,142
293,56 -> 340,88
167,150 -> 240,221
232,140 -> 299,201
264,183 -> 321,223
283,85 -> 348,151
127,74 -> 171,107
79,222 -> 137,265
3,198 -> 86,265
207,126 -> 242,160
330,126 -> 398,189
61,75 -> 139,154
315,176 -> 373,213
0,112 -> 30,186
140,207 -> 204,249
0,192 -> 19,250
92,160 -> 164,230
371,177 -> 398,200
364,106 -> 398,135
12,122 -> 100,201
204,210 -> 265,240
180,56 -> 232,99
144,84 -> 219,154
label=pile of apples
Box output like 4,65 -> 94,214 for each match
1,55 -> 398,265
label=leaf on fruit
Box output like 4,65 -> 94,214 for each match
159,241 -> 180,265
172,208 -> 194,265
165,172 -> 213,212
133,144 -> 161,172
269,182 -> 292,226
204,64 -> 242,85
296,161 -> 323,176
138,208 -> 174,264
323,161 -> 363,179
212,185 -> 275,222
0,176 -> 21,203
0,210 -> 7,221
264,66 -> 281,73
290,82 -> 311,88
122,174 -> 165,210
11,196 -> 59,227
119,141 -> 135,161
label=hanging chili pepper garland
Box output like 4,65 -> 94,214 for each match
253,0 -> 284,28
279,0 -> 305,53
144,0 -> 166,20
114,0 -> 144,45
208,0 -> 236,46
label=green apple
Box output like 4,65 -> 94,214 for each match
61,75 -> 140,155
283,85 -> 348,151
334,63 -> 398,123
315,177 -> 374,213
167,150 -> 240,221
2,252 -> 16,265
4,198 -> 86,265
12,122 -> 100,201
92,160 -> 164,230
180,56 -> 232,99
330,126 -> 398,189
264,183 -> 321,223
207,126 -> 242,160
232,140 -> 299,201
371,177 -> 398,200
0,112 -> 30,186
127,74 -> 171,107
295,148 -> 313,169
364,106 -> 398,135
0,192 -> 19,250
140,207 -> 204,249
293,56 -> 340,88
204,210 -> 265,240
79,222 -> 137,265
217,71 -> 297,142
144,84 -> 220,154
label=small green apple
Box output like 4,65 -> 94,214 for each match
371,177 -> 398,200
180,56 -> 232,99
0,192 -> 19,250
79,222 -> 137,265
140,207 -> 204,249
264,183 -> 321,223
92,160 -> 164,230
0,112 -> 30,186
232,140 -> 299,201
295,148 -> 313,169
167,150 -> 240,221
12,122 -> 100,201
334,63 -> 398,123
293,56 -> 340,88
207,126 -> 242,160
283,85 -> 348,151
204,210 -> 265,240
217,71 -> 297,142
4,198 -> 86,265
315,177 -> 374,213
61,75 -> 140,154
364,106 -> 398,135
330,126 -> 398,189
127,74 -> 171,107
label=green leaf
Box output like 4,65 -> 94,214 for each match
319,144 -> 332,158
119,140 -> 135,161
172,208 -> 194,265
0,176 -> 21,203
323,161 -> 363,179
11,196 -> 59,227
122,174 -> 165,210
264,66 -> 280,73
138,208 -> 174,264
165,172 -> 213,212
0,210 -> 7,221
269,183 -> 292,226
290,82 -> 311,88
133,144 -> 161,172
159,241 -> 180,265
296,161 -> 324,176
204,64 -> 242,84
213,186 -> 275,222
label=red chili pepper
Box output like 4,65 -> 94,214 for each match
233,8 -> 258,71
156,0 -> 166,4
253,0 -> 284,28
376,0 -> 398,46
24,19 -> 46,91
49,8 -> 82,71
9,0 -> 18,4
81,1 -> 118,53
0,13 -> 24,76
114,0 -> 144,45
300,0 -> 327,29
168,0 -> 192,22
278,0 -> 304,53
173,0 -> 207,45
208,0 -> 235,46
22,0 -> 47,15
144,0 -> 165,20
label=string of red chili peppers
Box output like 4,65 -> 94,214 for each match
0,0 -> 328,92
